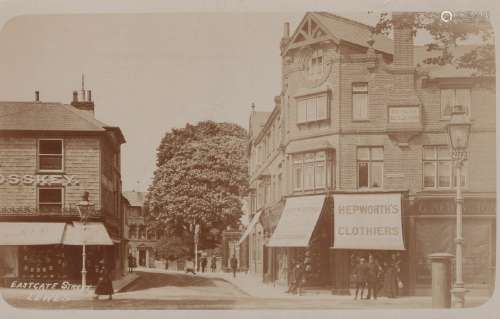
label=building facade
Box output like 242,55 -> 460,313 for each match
240,12 -> 496,295
0,89 -> 126,286
123,191 -> 161,268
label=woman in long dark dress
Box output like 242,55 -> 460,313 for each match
382,258 -> 398,298
94,263 -> 114,300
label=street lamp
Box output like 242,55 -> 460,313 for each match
447,105 -> 471,308
77,191 -> 95,290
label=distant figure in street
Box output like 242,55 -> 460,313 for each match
352,257 -> 368,300
230,255 -> 238,278
366,255 -> 382,300
185,258 -> 196,275
127,254 -> 135,273
210,256 -> 217,272
286,262 -> 304,295
201,256 -> 208,273
94,262 -> 113,300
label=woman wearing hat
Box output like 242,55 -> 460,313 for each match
94,261 -> 114,300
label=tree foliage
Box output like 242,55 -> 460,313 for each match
146,121 -> 249,255
373,12 -> 495,76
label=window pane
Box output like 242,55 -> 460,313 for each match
371,147 -> 384,161
370,162 -> 383,188
357,148 -> 369,161
39,155 -> 63,170
455,89 -> 471,115
39,140 -> 62,155
297,100 -> 307,123
316,95 -> 328,120
437,146 -> 451,160
306,98 -> 316,121
316,151 -> 326,160
39,204 -> 62,213
315,162 -> 325,188
304,152 -> 315,161
438,161 -> 451,187
39,188 -> 62,203
358,162 -> 369,188
440,89 -> 455,118
304,163 -> 315,189
423,162 -> 436,188
294,165 -> 302,189
423,146 -> 436,160
353,93 -> 368,120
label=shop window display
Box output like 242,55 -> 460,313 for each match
19,245 -> 67,280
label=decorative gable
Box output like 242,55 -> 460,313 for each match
285,14 -> 333,53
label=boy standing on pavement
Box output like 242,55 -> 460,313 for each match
230,255 -> 238,278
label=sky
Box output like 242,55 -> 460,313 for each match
0,1 -> 496,192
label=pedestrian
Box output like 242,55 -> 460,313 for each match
210,256 -> 217,272
352,257 -> 368,300
382,255 -> 399,298
185,258 -> 196,275
201,256 -> 208,273
127,254 -> 134,273
94,262 -> 113,300
366,255 -> 382,300
230,255 -> 238,278
286,262 -> 304,295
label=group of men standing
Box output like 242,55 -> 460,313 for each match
352,254 -> 401,300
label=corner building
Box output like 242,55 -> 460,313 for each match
239,12 -> 496,295
0,89 -> 126,286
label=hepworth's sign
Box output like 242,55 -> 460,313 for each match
0,174 -> 79,186
333,193 -> 405,250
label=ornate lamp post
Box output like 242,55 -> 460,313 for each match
447,105 -> 471,308
77,191 -> 95,290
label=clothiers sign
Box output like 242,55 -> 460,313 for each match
333,193 -> 405,250
0,174 -> 79,186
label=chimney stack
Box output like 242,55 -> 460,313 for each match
71,88 -> 95,117
35,91 -> 40,102
87,90 -> 92,102
393,12 -> 415,68
72,90 -> 78,103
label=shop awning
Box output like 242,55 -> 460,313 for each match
238,211 -> 263,245
0,222 -> 66,245
267,195 -> 325,247
285,137 -> 334,154
62,222 -> 114,246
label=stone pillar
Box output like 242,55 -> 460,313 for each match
429,253 -> 453,308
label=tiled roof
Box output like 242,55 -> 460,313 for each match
122,191 -> 145,207
0,101 -> 109,132
312,12 -> 394,55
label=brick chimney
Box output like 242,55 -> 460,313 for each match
71,89 -> 95,116
392,12 -> 415,90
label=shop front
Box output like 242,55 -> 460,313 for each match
330,192 -> 408,295
0,221 -> 115,287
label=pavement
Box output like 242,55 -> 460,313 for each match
0,267 -> 493,310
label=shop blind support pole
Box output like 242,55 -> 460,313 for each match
82,223 -> 87,290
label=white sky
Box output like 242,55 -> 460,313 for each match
0,0 -> 496,192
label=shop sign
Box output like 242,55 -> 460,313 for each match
388,106 -> 420,123
333,193 -> 405,250
0,174 -> 79,186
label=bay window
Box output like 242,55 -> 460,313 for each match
293,151 -> 332,191
297,94 -> 329,124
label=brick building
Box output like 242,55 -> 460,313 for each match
123,191 -> 162,268
239,12 -> 496,295
0,88 -> 126,286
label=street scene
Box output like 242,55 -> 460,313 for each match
0,6 -> 497,313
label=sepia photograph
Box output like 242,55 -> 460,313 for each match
0,0 -> 497,315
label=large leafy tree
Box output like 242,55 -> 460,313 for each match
373,11 -> 494,76
146,121 -> 249,257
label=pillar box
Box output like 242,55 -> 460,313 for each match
428,253 -> 453,308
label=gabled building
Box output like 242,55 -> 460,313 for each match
0,89 -> 126,285
240,12 -> 496,295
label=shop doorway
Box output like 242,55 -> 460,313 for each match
139,250 -> 146,267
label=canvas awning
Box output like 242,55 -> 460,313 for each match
238,211 -> 263,245
0,222 -> 66,245
267,195 -> 325,247
62,222 -> 114,246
